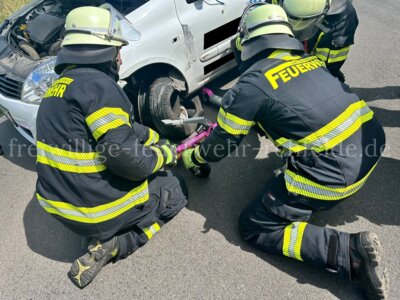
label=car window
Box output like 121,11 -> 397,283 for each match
105,0 -> 150,15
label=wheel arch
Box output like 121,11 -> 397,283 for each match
123,62 -> 189,95
122,62 -> 204,138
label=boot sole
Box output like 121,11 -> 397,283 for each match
69,253 -> 109,289
357,232 -> 389,299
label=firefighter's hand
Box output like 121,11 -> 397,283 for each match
159,143 -> 177,167
182,148 -> 211,178
182,149 -> 196,169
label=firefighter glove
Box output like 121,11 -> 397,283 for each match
159,143 -> 177,167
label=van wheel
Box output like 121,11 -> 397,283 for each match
148,77 -> 204,139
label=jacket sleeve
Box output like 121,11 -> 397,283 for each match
78,78 -> 166,181
314,1 -> 359,77
97,126 -> 165,182
196,73 -> 264,163
132,122 -> 160,146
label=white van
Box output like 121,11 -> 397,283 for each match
0,0 -> 247,142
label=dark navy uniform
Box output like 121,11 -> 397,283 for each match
193,49 -> 385,277
306,0 -> 359,78
36,66 -> 187,259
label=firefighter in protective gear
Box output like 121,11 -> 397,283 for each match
35,6 -> 187,288
184,4 -> 387,299
232,0 -> 358,81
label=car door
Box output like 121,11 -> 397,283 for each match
174,0 -> 247,82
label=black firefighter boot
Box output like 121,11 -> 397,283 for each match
69,236 -> 120,288
350,232 -> 388,299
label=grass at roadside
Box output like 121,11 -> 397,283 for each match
1,0 -> 30,23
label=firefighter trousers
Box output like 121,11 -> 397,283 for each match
115,170 -> 188,260
239,174 -> 351,278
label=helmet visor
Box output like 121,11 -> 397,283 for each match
238,2 -> 269,35
100,4 -> 141,44
288,15 -> 324,41
283,0 -> 329,41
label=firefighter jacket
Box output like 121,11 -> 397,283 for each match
233,0 -> 358,77
195,50 -> 385,201
305,0 -> 359,77
35,67 -> 166,239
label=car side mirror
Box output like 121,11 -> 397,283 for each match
186,0 -> 199,4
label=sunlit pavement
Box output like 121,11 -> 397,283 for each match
0,1 -> 399,299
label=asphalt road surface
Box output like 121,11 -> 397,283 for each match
0,1 -> 399,299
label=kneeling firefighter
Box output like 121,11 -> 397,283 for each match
184,4 -> 387,299
35,5 -> 188,288
233,0 -> 358,81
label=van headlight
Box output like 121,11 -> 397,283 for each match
21,57 -> 58,104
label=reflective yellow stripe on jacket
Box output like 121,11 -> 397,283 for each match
313,32 -> 350,64
36,141 -> 107,173
37,180 -> 149,223
143,222 -> 161,240
285,162 -> 378,200
150,146 -> 164,173
235,36 -> 243,52
86,107 -> 131,140
282,222 -> 308,261
316,47 -> 350,64
275,100 -> 374,153
144,128 -> 160,146
194,146 -> 207,164
217,108 -> 255,135
268,50 -> 302,61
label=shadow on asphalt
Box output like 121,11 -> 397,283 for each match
370,106 -> 400,128
23,194 -> 88,263
351,86 -> 400,101
351,85 -> 400,128
0,119 -> 36,172
312,156 -> 400,227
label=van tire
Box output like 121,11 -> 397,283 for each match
148,77 -> 204,138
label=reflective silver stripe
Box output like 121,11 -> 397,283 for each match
279,140 -> 301,150
283,222 -> 307,261
305,105 -> 372,149
143,222 -> 161,239
218,113 -> 253,132
284,171 -> 366,199
278,105 -> 372,152
38,187 -> 149,220
88,113 -> 129,134
288,224 -> 299,259
328,49 -> 350,60
316,50 -> 329,60
194,146 -> 207,164
149,224 -> 159,235
285,172 -> 342,197
145,129 -> 159,146
316,48 -> 350,62
36,148 -> 103,167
